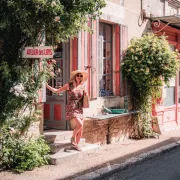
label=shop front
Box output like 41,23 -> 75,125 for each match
152,17 -> 180,131
43,1 -> 130,132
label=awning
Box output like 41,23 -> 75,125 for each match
168,0 -> 180,8
151,14 -> 180,28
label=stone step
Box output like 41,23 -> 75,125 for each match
44,130 -> 73,143
49,138 -> 86,154
50,143 -> 100,165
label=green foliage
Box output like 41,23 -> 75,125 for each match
0,0 -> 106,121
0,60 -> 50,172
0,0 -> 105,172
0,135 -> 50,173
121,33 -> 178,138
0,0 -> 106,44
0,61 -> 50,123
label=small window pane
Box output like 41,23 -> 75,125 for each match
46,43 -> 63,96
104,25 -> 111,41
164,87 -> 175,106
103,59 -> 111,75
103,42 -> 111,58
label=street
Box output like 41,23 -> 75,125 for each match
104,147 -> 180,180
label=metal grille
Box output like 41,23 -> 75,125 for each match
168,0 -> 180,8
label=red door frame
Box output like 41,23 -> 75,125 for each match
152,22 -> 180,129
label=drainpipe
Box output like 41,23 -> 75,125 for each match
141,0 -> 143,10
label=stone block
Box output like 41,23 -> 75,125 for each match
83,114 -> 135,145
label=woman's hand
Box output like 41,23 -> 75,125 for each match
46,83 -> 68,94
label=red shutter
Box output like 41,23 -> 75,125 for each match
72,38 -> 78,71
81,30 -> 85,70
120,25 -> 128,96
115,25 -> 120,96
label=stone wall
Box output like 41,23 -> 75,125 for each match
26,103 -> 44,139
82,113 -> 135,145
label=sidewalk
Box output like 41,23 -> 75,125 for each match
1,128 -> 180,180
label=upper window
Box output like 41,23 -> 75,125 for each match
99,23 -> 113,97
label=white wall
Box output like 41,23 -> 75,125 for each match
123,0 -> 149,42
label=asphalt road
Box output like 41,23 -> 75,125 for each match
103,147 -> 180,180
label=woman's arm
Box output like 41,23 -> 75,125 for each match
46,83 -> 69,94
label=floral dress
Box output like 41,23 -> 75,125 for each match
66,82 -> 84,120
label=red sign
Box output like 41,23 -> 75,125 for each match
22,46 -> 54,58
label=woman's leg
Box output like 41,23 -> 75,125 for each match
76,118 -> 83,144
71,117 -> 83,150
76,127 -> 83,145
70,118 -> 77,146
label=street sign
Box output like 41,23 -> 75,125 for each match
22,46 -> 54,58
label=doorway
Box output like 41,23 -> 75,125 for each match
44,42 -> 70,130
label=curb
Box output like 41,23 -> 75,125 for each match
73,141 -> 180,180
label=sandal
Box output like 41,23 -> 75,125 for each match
73,145 -> 82,152
70,137 -> 76,146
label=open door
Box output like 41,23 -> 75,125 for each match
44,42 -> 70,130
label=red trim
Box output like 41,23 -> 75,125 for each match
152,22 -> 180,50
72,38 -> 78,71
152,22 -> 180,129
115,25 -> 120,96
44,104 -> 50,120
54,104 -> 62,121
81,31 -> 85,70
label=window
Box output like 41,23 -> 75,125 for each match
164,44 -> 176,106
46,43 -> 64,96
164,86 -> 175,106
99,23 -> 113,97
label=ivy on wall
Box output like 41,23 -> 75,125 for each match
121,33 -> 178,138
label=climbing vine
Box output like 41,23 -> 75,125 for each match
121,33 -> 178,138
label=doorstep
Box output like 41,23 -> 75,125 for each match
44,129 -> 100,165
50,143 -> 100,165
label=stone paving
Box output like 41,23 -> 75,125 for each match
1,128 -> 180,180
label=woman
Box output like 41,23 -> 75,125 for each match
46,70 -> 88,151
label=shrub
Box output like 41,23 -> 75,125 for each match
1,136 -> 50,173
121,33 -> 178,138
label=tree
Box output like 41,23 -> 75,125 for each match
0,0 -> 105,122
0,0 -> 105,172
